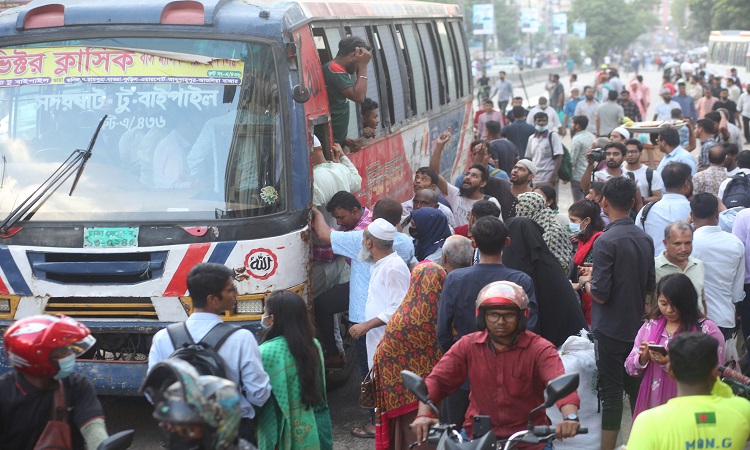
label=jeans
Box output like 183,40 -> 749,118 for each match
498,100 -> 509,115
594,331 -> 642,430
313,282 -> 349,357
570,179 -> 585,202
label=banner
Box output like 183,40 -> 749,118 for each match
0,47 -> 244,88
472,4 -> 495,36
552,13 -> 568,35
520,9 -> 539,34
573,22 -> 587,39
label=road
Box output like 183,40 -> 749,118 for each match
102,65 -> 749,449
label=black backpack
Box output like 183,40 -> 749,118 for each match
722,173 -> 750,208
166,322 -> 240,378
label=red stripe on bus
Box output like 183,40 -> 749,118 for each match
0,275 -> 9,295
163,243 -> 211,296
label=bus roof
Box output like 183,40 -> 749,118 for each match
0,0 -> 460,39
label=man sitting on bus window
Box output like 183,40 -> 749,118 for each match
323,36 -> 372,146
429,128 -> 502,227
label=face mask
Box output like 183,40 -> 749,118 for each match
568,222 -> 581,234
54,354 -> 76,380
260,315 -> 271,331
535,125 -> 548,132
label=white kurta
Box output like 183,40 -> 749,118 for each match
364,251 -> 411,368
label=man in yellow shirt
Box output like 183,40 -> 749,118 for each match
627,332 -> 750,449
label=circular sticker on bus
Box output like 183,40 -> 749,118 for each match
244,248 -> 278,280
260,186 -> 278,205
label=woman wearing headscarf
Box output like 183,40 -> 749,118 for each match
409,208 -> 452,263
514,192 -> 572,272
568,199 -> 606,325
373,262 -> 446,450
503,217 -> 588,348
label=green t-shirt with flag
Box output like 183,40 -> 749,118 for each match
323,61 -> 355,144
628,388 -> 750,449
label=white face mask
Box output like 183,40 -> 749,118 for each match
535,125 -> 548,132
53,354 -> 76,380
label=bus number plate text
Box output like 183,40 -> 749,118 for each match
83,227 -> 139,248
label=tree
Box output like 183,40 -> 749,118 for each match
491,0 -> 520,52
570,0 -> 658,63
710,0 -> 750,31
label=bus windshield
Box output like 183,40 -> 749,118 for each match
0,38 -> 284,222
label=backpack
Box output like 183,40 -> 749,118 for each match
640,200 -> 660,230
166,322 -> 240,378
548,133 -> 572,182
722,173 -> 750,208
626,167 -> 654,198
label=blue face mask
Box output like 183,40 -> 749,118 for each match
535,125 -> 548,132
568,222 -> 581,234
54,354 -> 76,380
260,315 -> 272,331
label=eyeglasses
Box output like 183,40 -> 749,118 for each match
485,311 -> 518,323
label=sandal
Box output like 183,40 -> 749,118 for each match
350,424 -> 376,439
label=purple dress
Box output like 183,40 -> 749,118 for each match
624,317 -> 725,422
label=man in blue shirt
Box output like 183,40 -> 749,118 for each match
673,81 -> 697,124
656,127 -> 697,176
561,86 -> 582,137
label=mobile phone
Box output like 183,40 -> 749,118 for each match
648,344 -> 668,356
473,415 -> 491,439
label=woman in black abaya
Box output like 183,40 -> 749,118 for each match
503,217 -> 588,347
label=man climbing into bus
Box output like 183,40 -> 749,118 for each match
0,315 -> 109,450
323,36 -> 372,146
429,128 -> 501,227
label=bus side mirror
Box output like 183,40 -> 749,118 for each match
291,33 -> 310,104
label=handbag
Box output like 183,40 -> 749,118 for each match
358,367 -> 376,409
33,380 -> 73,450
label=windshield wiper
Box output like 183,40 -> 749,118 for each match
0,115 -> 107,234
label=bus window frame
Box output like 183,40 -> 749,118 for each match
416,21 -> 446,106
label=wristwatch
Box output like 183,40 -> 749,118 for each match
579,280 -> 590,292
564,414 -> 579,422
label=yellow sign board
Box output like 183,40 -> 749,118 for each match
0,47 -> 244,87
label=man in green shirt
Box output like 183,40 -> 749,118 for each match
627,332 -> 750,450
323,36 -> 372,145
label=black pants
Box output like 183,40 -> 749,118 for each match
313,282 -> 349,357
594,331 -> 642,430
441,388 -> 470,429
718,326 -> 735,342
498,100 -> 509,115
239,418 -> 257,446
743,116 -> 750,144
742,284 -> 750,341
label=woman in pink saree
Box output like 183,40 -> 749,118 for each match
625,273 -> 725,423
628,75 -> 650,119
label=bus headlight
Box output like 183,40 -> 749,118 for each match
0,296 -> 20,318
236,299 -> 263,315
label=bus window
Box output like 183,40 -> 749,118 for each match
376,25 -> 406,125
348,25 -> 383,132
417,22 -> 445,106
451,21 -> 472,97
445,21 -> 464,98
399,24 -> 428,115
435,21 -> 457,103
312,27 -> 332,65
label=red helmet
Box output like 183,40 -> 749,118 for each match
4,315 -> 95,377
476,281 -> 529,316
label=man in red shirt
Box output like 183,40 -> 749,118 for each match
411,281 -> 581,448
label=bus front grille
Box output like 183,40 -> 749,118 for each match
44,297 -> 157,320
27,251 -> 168,285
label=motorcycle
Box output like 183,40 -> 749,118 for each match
400,370 -> 587,450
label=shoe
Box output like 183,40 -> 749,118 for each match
324,354 -> 345,369
350,424 -> 376,438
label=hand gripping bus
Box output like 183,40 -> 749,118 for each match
0,0 -> 473,394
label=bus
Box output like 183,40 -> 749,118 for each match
0,0 -> 473,394
707,30 -> 750,73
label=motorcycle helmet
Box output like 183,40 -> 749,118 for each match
4,314 -> 95,378
141,359 -> 242,450
475,281 -> 530,332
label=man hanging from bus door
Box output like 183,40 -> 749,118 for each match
322,36 -> 372,149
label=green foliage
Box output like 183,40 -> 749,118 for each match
566,37 -> 593,66
491,0 -> 520,51
570,0 -> 658,62
710,0 -> 750,31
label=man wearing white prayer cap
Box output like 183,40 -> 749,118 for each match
609,126 -> 630,143
349,218 -> 411,368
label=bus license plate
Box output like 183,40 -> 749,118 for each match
83,227 -> 139,248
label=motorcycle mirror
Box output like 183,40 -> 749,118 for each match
543,373 -> 580,408
401,370 -> 430,404
97,429 -> 135,450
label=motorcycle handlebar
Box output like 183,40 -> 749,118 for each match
531,426 -> 589,436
